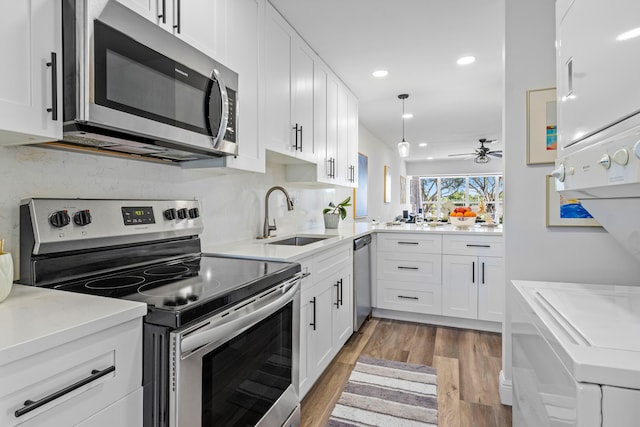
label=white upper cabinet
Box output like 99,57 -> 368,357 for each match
347,93 -> 359,187
263,3 -> 316,160
556,0 -> 640,150
117,0 -> 226,60
0,0 -> 62,144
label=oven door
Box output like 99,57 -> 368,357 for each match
170,278 -> 301,427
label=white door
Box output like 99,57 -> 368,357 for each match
263,4 -> 292,154
325,75 -> 339,182
291,39 -> 315,160
0,0 -> 62,144
332,271 -> 353,348
442,254 -> 478,319
477,256 -> 504,322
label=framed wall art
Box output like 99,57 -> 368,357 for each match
546,175 -> 600,227
527,88 -> 557,165
399,175 -> 407,204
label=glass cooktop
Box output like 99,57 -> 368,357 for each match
51,255 -> 299,329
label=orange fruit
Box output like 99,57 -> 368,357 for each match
464,211 -> 476,217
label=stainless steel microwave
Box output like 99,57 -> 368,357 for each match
59,0 -> 238,163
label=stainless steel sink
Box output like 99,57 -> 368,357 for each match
268,236 -> 330,246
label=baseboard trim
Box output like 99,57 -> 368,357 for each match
499,370 -> 513,406
372,308 -> 502,333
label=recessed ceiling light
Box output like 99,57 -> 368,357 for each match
372,69 -> 388,78
616,27 -> 640,41
419,143 -> 428,147
456,56 -> 476,65
402,113 -> 413,119
427,157 -> 434,160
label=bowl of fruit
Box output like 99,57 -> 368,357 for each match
449,207 -> 477,228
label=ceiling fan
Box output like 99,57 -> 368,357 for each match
448,138 -> 503,163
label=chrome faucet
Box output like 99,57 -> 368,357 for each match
261,186 -> 294,239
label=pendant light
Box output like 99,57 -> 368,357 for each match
397,94 -> 410,157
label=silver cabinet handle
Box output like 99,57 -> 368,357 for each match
397,266 -> 419,270
398,295 -> 418,300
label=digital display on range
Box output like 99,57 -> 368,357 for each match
122,206 -> 155,225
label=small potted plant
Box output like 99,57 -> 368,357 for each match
323,196 -> 352,229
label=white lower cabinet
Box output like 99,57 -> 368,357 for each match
0,318 -> 143,427
298,243 -> 353,399
442,235 -> 505,322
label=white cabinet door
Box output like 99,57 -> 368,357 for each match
306,283 -> 334,388
337,86 -> 349,185
291,39 -> 315,161
332,270 -> 353,348
442,254 -> 478,319
325,74 -> 339,182
0,0 -> 62,144
314,62 -> 331,182
263,4 -> 293,155
557,0 -> 640,149
218,0 -> 264,172
478,256 -> 504,322
174,0 -> 225,60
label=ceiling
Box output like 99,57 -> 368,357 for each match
269,0 -> 504,162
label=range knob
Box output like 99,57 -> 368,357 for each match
164,208 -> 177,220
188,207 -> 200,219
73,210 -> 92,226
177,208 -> 188,220
49,210 -> 70,228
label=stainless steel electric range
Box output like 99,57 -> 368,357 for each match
19,198 -> 302,427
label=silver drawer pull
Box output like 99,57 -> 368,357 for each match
466,244 -> 491,248
397,266 -> 419,270
398,295 -> 419,300
398,241 -> 419,245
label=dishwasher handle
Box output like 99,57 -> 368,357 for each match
354,234 -> 372,250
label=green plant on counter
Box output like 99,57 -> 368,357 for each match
323,196 -> 352,220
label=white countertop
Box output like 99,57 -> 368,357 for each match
0,285 -> 147,366
203,222 -> 502,262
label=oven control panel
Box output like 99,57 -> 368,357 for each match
21,198 -> 204,254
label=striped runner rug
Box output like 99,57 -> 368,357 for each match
328,356 -> 438,427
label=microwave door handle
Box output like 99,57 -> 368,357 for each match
180,280 -> 299,355
209,68 -> 229,146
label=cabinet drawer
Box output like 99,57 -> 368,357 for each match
377,252 -> 441,284
0,319 -> 142,427
377,233 -> 442,254
313,243 -> 352,280
376,280 -> 442,315
442,235 -> 503,256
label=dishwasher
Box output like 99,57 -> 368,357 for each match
353,234 -> 372,331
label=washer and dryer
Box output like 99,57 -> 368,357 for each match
511,280 -> 640,426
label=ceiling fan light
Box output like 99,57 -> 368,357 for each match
474,155 -> 490,164
398,140 -> 410,157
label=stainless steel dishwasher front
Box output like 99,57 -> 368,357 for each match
353,234 -> 372,331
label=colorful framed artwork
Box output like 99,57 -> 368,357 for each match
527,88 -> 557,165
384,165 -> 391,204
354,153 -> 368,218
546,175 -> 600,227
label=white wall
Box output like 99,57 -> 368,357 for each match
356,124 -> 408,222
502,0 -> 640,395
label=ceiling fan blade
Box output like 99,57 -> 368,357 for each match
448,152 -> 476,157
488,152 -> 503,158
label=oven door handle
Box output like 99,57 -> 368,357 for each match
180,279 -> 300,355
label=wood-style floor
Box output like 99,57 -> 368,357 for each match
300,318 -> 512,427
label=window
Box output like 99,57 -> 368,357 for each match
410,174 -> 503,220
